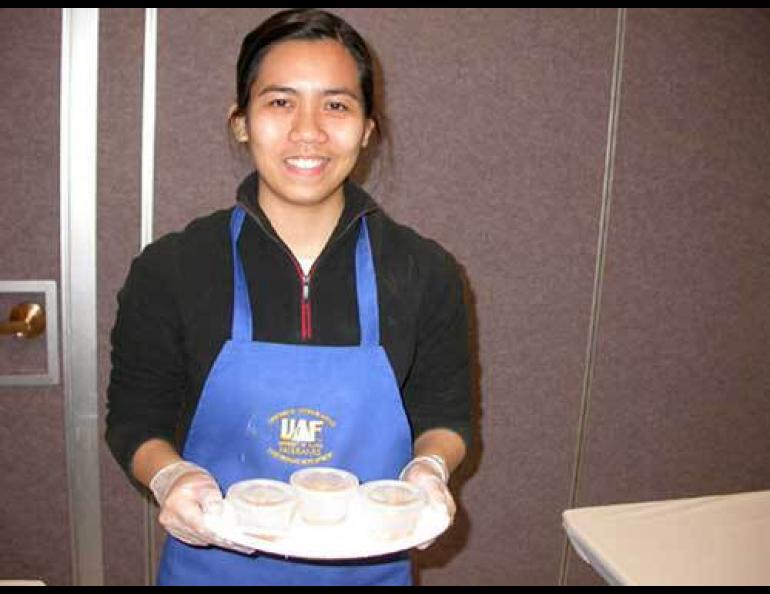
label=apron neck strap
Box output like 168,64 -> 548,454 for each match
228,207 -> 380,346
229,207 -> 252,341
355,217 -> 380,347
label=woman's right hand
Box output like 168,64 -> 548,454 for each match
152,461 -> 255,554
156,465 -> 223,546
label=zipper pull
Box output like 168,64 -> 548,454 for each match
302,275 -> 310,301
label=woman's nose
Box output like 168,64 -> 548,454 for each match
289,107 -> 328,144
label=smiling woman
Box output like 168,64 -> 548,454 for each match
228,18 -> 379,267
106,8 -> 472,587
231,38 -> 375,257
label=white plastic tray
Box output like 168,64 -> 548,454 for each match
204,496 -> 451,560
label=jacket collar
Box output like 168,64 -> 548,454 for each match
235,171 -> 379,244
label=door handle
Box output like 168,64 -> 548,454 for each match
0,302 -> 46,338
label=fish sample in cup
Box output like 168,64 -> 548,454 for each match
226,479 -> 297,535
289,467 -> 359,525
359,480 -> 427,540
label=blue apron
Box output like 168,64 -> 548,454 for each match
157,207 -> 413,586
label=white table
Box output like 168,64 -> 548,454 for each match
563,490 -> 770,585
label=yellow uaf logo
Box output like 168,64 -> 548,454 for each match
267,408 -> 336,466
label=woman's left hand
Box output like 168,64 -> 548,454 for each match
400,458 -> 456,549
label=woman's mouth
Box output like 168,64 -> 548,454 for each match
284,157 -> 329,177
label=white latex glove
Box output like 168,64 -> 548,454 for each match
399,456 -> 456,550
151,461 -> 255,555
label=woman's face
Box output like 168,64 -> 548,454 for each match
237,39 -> 375,209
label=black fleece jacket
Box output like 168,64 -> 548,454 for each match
106,173 -> 471,476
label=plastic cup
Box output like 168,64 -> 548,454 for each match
359,480 -> 427,540
226,479 -> 297,535
289,467 -> 359,525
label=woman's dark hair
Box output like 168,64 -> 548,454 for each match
229,9 -> 390,184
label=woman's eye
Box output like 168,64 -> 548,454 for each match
327,101 -> 349,112
269,98 -> 291,108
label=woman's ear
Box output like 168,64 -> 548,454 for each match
361,119 -> 376,148
229,103 -> 249,143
